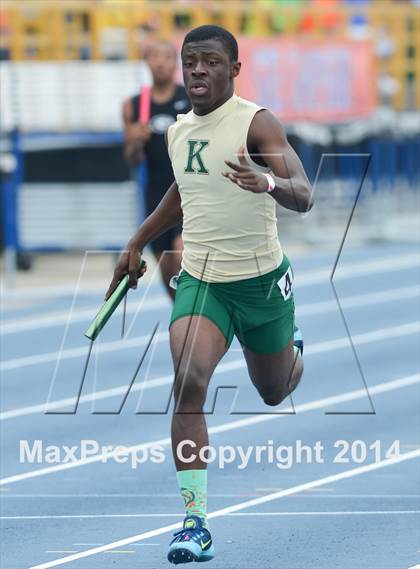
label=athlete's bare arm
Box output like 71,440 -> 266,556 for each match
122,98 -> 152,168
106,130 -> 181,299
223,109 -> 313,213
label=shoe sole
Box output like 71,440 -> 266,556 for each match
168,547 -> 198,564
168,546 -> 215,564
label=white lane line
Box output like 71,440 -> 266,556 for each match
298,286 -> 419,316
2,514 -> 179,520
3,282 -> 417,369
1,283 -> 106,301
105,550 -> 135,553
2,282 -> 419,370
2,280 -> 418,335
0,359 -> 241,419
227,510 -> 420,516
3,510 -> 418,520
2,493 -> 419,499
27,449 -> 420,569
4,252 -> 417,304
45,549 -> 77,553
294,253 -> 419,284
1,372 -> 418,486
256,487 -> 334,492
0,330 -> 169,372
130,543 -> 160,546
72,543 -> 103,546
0,295 -> 169,335
0,493 -> 264,498
1,320 -> 418,419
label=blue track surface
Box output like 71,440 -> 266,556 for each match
1,243 -> 419,569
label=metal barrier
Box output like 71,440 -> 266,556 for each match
0,1 -> 419,110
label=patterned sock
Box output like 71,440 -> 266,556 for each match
177,469 -> 208,528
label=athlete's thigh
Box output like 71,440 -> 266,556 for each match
169,269 -> 234,378
238,287 -> 295,387
170,315 -> 228,382
243,337 -> 295,396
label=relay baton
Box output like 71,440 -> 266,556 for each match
139,85 -> 151,123
84,260 -> 146,341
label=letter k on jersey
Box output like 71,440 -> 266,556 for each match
184,140 -> 210,174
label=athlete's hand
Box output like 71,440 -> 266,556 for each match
222,146 -> 271,193
127,122 -> 152,144
104,245 -> 147,300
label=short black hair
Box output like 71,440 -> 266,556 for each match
144,39 -> 177,60
182,25 -> 238,62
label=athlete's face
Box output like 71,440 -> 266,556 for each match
146,43 -> 177,86
181,39 -> 241,114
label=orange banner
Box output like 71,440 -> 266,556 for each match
235,38 -> 375,122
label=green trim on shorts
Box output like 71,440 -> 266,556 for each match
169,256 -> 295,354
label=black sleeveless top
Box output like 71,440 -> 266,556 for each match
131,84 -> 191,209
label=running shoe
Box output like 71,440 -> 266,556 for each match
167,515 -> 215,564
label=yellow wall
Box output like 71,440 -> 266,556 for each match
0,1 -> 418,110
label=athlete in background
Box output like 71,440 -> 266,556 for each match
122,40 -> 191,300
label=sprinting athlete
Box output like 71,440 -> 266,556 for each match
107,25 -> 312,565
122,40 -> 191,300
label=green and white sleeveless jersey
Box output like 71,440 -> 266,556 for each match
167,93 -> 283,283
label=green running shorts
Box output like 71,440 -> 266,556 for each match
169,255 -> 295,354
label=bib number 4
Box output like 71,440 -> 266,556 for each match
277,266 -> 293,300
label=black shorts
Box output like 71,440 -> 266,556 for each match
145,188 -> 182,255
149,224 -> 182,255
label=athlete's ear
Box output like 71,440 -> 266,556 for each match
231,61 -> 241,78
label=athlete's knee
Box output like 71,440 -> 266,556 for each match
173,364 -> 208,409
261,369 -> 302,406
262,384 -> 289,406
